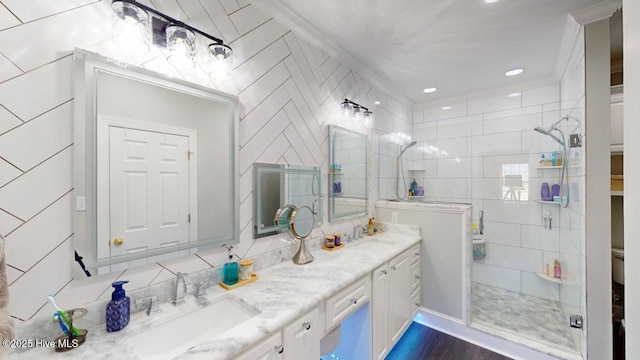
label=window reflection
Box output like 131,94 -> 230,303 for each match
502,164 -> 529,201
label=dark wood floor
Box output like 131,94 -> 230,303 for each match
386,322 -> 512,360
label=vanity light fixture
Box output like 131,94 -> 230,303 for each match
484,0 -> 499,3
340,99 -> 373,128
508,92 -> 522,97
441,106 -> 452,110
423,87 -> 437,93
111,0 -> 233,73
505,68 -> 524,77
374,100 -> 381,105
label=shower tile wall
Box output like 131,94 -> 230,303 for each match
0,1 -> 413,321
411,84 -> 567,301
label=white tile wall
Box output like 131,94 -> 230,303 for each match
0,1 -> 413,321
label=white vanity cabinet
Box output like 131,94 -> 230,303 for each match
372,263 -> 390,360
232,332 -> 284,360
282,306 -> 322,360
372,244 -> 421,358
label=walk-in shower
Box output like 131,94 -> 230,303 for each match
396,141 -> 417,199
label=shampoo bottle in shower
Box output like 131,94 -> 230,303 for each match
554,259 -> 561,279
541,182 -> 552,201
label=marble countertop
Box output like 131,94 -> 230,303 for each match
11,230 -> 421,360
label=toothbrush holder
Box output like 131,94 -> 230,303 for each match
54,308 -> 88,352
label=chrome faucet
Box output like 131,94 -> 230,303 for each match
173,272 -> 194,305
354,225 -> 367,239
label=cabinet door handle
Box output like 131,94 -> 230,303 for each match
302,322 -> 311,331
381,270 -> 388,275
351,298 -> 358,305
391,266 -> 397,271
275,345 -> 284,354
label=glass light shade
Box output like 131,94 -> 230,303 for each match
111,1 -> 151,54
166,25 -> 196,69
341,101 -> 353,117
363,110 -> 373,128
208,44 -> 233,79
353,106 -> 363,122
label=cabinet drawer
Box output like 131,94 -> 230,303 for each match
325,276 -> 371,331
411,286 -> 421,314
410,245 -> 420,265
410,260 -> 420,291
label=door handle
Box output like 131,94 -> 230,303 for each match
113,237 -> 124,246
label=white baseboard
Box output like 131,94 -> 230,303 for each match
414,309 -> 578,360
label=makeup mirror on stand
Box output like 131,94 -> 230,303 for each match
290,206 -> 315,265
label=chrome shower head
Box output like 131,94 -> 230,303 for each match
534,126 -> 565,147
399,141 -> 417,157
534,127 -> 551,135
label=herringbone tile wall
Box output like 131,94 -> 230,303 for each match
0,0 -> 412,321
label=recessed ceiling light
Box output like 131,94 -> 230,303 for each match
441,106 -> 452,110
508,92 -> 522,97
505,68 -> 524,77
374,101 -> 381,105
423,87 -> 437,93
484,0 -> 499,3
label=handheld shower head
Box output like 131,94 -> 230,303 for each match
534,126 -> 565,146
534,127 -> 551,135
399,141 -> 417,157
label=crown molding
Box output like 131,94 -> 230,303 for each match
571,0 -> 621,25
252,0 -> 413,108
554,15 -> 582,80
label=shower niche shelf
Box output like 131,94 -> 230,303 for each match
536,272 -> 562,284
535,200 -> 561,205
535,165 -> 563,169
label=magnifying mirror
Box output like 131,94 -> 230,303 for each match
290,206 -> 315,264
274,204 -> 296,233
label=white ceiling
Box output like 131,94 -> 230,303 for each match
258,0 -> 604,104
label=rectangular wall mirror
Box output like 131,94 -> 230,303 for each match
74,49 -> 239,275
328,125 -> 368,221
253,163 -> 322,238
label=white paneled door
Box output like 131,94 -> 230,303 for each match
97,116 -> 196,261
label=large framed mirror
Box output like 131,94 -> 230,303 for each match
74,49 -> 239,275
253,163 -> 321,238
328,125 -> 368,221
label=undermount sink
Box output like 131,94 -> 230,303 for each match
130,294 -> 260,360
368,236 -> 398,245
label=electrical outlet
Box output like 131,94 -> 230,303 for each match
391,212 -> 398,224
75,196 -> 86,211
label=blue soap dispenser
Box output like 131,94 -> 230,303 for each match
106,280 -> 130,332
221,244 -> 239,286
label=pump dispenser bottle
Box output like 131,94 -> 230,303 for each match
106,280 -> 130,332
